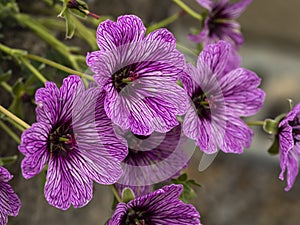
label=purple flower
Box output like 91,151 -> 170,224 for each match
0,166 -> 21,225
107,184 -> 201,225
181,40 -> 265,154
278,103 -> 300,191
86,15 -> 189,136
115,125 -> 192,197
18,75 -> 128,210
189,0 -> 252,48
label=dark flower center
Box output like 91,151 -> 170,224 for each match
123,208 -> 149,225
123,133 -> 151,158
48,123 -> 76,157
289,117 -> 300,143
112,64 -> 139,92
207,3 -> 230,38
192,88 -> 212,120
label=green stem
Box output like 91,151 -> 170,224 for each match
1,82 -> 12,93
0,105 -> 30,129
26,54 -> 94,81
246,121 -> 265,126
176,42 -> 198,56
0,43 -> 47,83
14,13 -> 81,70
173,0 -> 202,20
19,57 -> 48,84
6,118 -> 26,132
147,11 -> 184,33
0,155 -> 18,166
0,120 -> 20,143
111,185 -> 122,203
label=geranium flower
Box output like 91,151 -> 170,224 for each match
181,40 -> 265,154
18,75 -> 128,210
107,184 -> 201,225
278,103 -> 300,191
189,0 -> 252,48
115,125 -> 192,197
0,166 -> 21,225
86,15 -> 189,136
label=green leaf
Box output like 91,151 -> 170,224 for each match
0,69 -> 12,82
64,11 -> 76,39
171,173 -> 201,203
121,187 -> 135,203
12,78 -> 24,96
177,173 -> 188,181
9,97 -> 23,118
268,135 -> 280,155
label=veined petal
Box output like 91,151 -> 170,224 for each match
225,0 -> 252,19
220,68 -> 265,117
86,50 -> 101,67
45,154 -> 93,210
198,40 -> 230,78
18,123 -> 51,179
220,116 -> 253,154
96,15 -> 146,51
196,0 -> 213,11
35,81 -> 60,124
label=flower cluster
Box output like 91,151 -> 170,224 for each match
8,0 -> 300,221
11,12 -> 267,224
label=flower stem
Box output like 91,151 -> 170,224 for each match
1,82 -> 12,93
19,57 -> 48,84
110,185 -> 122,203
173,0 -> 202,20
0,120 -> 21,143
0,155 -> 18,166
14,13 -> 81,70
0,105 -> 30,129
246,121 -> 265,126
25,54 -> 94,81
147,10 -> 184,33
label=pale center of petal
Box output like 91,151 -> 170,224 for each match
112,64 -> 139,92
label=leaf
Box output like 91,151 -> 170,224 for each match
171,173 -> 201,203
121,187 -> 135,204
64,11 -> 76,39
268,135 -> 280,155
0,69 -> 12,82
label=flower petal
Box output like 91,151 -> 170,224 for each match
35,81 -> 60,124
45,154 -> 93,210
196,0 -> 213,10
96,15 -> 146,51
225,0 -> 252,19
198,40 -> 230,78
18,123 -> 50,179
220,68 -> 265,117
220,116 -> 253,154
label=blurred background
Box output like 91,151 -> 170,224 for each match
1,0 -> 300,224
